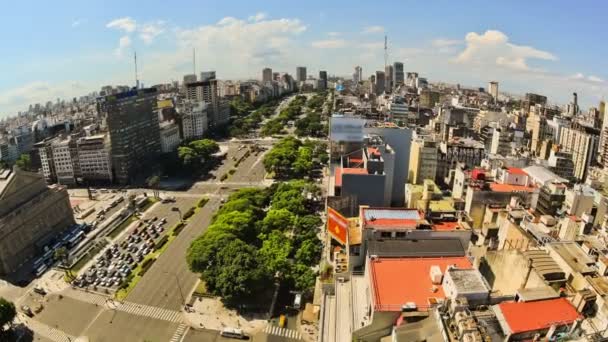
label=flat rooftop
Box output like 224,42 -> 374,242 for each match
489,183 -> 536,193
335,167 -> 368,187
547,242 -> 596,274
368,239 -> 465,258
370,257 -> 472,312
494,298 -> 580,335
361,208 -> 423,230
446,267 -> 490,295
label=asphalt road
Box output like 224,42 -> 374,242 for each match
126,143 -> 266,311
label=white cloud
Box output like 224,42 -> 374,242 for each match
588,75 -> 605,83
175,16 -> 306,76
114,35 -> 131,56
71,19 -> 86,28
327,31 -> 341,37
106,17 -> 137,33
362,25 -> 384,34
311,39 -> 348,49
0,81 -> 90,112
432,38 -> 461,47
248,12 -> 267,22
139,21 -> 165,44
454,30 -> 557,72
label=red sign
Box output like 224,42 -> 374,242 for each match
327,207 -> 348,245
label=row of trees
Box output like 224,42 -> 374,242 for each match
229,99 -> 277,137
260,95 -> 308,136
263,137 -> 328,179
186,181 -> 322,306
159,138 -> 220,177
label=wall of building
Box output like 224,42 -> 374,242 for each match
342,174 -> 387,207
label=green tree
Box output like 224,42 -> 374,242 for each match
15,154 -> 31,171
258,231 -> 292,276
293,147 -> 313,177
294,239 -> 322,266
289,264 -> 316,292
211,211 -> 258,242
0,297 -> 16,332
260,209 -> 295,234
187,230 -> 238,274
189,139 -> 219,160
54,247 -> 73,278
271,189 -> 306,215
178,146 -> 198,166
146,175 -> 161,199
295,215 -> 323,233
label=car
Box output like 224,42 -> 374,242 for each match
21,305 -> 34,317
160,217 -> 167,224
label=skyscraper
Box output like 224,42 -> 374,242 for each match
319,71 -> 328,90
296,67 -> 307,82
375,71 -> 386,95
393,62 -> 404,86
186,79 -> 229,127
262,68 -> 273,83
353,66 -> 362,83
200,71 -> 216,82
385,65 -> 394,92
488,81 -> 499,102
102,88 -> 161,184
183,74 -> 197,85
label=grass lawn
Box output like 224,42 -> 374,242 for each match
193,281 -> 207,296
139,197 -> 159,212
107,215 -> 137,239
71,241 -> 107,272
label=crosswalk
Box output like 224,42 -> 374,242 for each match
26,318 -> 75,342
63,289 -> 183,323
169,323 -> 189,342
263,325 -> 302,340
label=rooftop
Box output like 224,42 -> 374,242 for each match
524,165 -> 568,185
335,167 -> 368,187
521,249 -> 565,282
361,208 -> 423,230
547,242 -> 596,275
507,167 -> 528,176
489,183 -> 537,193
369,257 -> 472,312
494,298 -> 580,335
427,199 -> 456,212
445,267 -> 491,295
368,239 -> 465,258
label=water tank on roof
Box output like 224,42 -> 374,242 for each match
430,265 -> 443,285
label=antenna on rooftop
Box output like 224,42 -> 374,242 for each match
193,48 -> 196,76
134,51 -> 139,89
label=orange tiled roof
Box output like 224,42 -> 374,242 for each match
489,183 -> 536,193
497,298 -> 580,334
370,257 -> 472,312
335,167 -> 368,187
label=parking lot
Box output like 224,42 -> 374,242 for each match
73,215 -> 169,290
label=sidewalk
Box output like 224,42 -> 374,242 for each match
183,296 -> 266,334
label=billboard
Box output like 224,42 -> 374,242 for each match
327,206 -> 349,245
330,117 -> 366,142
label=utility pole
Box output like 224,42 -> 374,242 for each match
193,48 -> 196,76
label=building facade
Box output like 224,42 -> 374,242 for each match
559,126 -> 599,181
159,121 -> 181,153
296,67 -> 307,83
0,167 -> 75,275
179,101 -> 209,140
77,134 -> 113,183
408,139 -> 438,184
392,62 -> 404,85
103,88 -> 161,185
262,68 -> 273,83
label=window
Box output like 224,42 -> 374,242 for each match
396,231 -> 406,238
380,231 -> 392,238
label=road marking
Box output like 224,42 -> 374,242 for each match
169,323 -> 189,342
263,325 -> 302,340
63,289 -> 183,323
25,318 -> 75,342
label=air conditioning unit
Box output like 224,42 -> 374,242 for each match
402,302 -> 417,312
430,265 -> 443,284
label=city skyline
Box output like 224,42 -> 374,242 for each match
1,0 -> 607,117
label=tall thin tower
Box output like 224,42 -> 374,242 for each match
193,48 -> 196,76
134,51 -> 139,89
384,35 -> 388,70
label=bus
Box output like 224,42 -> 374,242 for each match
33,263 -> 48,277
220,327 -> 245,339
67,231 -> 85,249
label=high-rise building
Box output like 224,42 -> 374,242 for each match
318,71 -> 328,90
296,67 -> 307,83
0,166 -> 75,275
375,71 -> 385,95
179,100 -> 209,140
353,66 -> 362,83
488,81 -> 499,102
183,74 -> 197,85
385,65 -> 394,92
102,88 -> 161,184
559,125 -> 599,181
393,62 -> 404,85
185,79 -> 229,127
408,139 -> 438,184
262,68 -> 273,83
159,121 -> 181,153
200,71 -> 216,82
77,134 -> 113,183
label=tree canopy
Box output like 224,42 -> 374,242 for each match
0,297 -> 16,331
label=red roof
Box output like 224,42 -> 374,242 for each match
433,221 -> 461,231
369,257 -> 472,312
497,298 -> 580,334
335,167 -> 368,187
507,167 -> 528,176
367,146 -> 381,157
489,183 -> 536,193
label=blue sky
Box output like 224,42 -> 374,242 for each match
1,0 -> 607,117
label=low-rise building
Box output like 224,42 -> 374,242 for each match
159,121 -> 181,153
